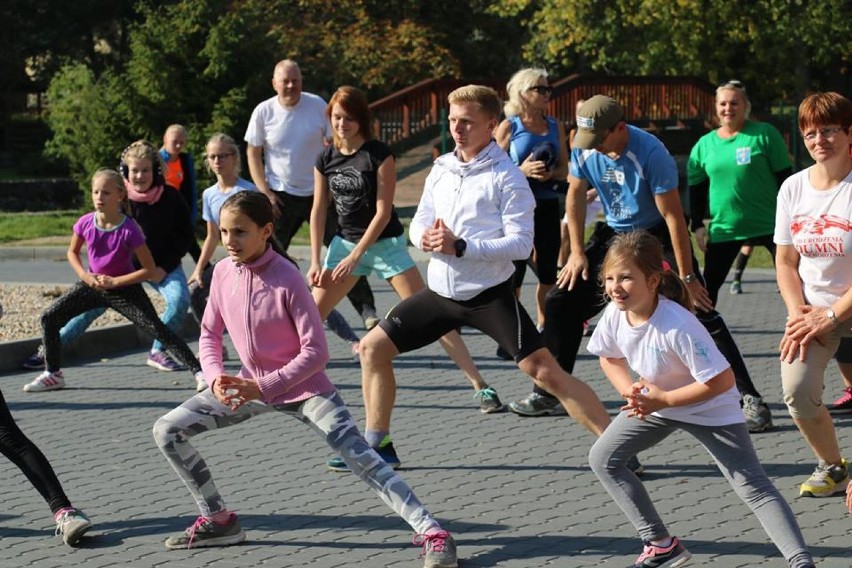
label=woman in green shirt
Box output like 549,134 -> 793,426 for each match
688,80 -> 792,432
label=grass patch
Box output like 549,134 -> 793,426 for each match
0,211 -> 82,243
0,208 -> 775,270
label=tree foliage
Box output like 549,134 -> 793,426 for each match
45,0 -> 517,191
490,0 -> 851,109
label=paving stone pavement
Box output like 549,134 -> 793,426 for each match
0,256 -> 850,567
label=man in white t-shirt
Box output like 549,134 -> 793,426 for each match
245,59 -> 331,248
245,59 -> 378,327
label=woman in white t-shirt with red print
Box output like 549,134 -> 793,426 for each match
587,230 -> 813,568
774,92 -> 852,503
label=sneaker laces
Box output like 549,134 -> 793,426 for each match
185,516 -> 209,550
412,530 -> 449,556
53,508 -> 76,536
474,387 -> 497,401
636,538 -> 674,561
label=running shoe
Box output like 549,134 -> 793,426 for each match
147,350 -> 185,372
327,441 -> 401,472
195,371 -> 208,392
627,455 -> 645,477
742,395 -> 773,433
21,345 -> 46,370
799,459 -> 849,498
23,370 -> 65,392
495,345 -> 514,361
362,307 -> 380,331
413,530 -> 458,568
729,280 -> 742,295
828,387 -> 852,415
628,537 -> 691,567
508,392 -> 567,416
164,513 -> 246,549
54,508 -> 91,546
474,386 -> 505,414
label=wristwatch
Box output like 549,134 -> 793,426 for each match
681,273 -> 697,284
826,308 -> 838,324
454,238 -> 467,258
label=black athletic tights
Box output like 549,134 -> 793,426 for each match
0,388 -> 71,514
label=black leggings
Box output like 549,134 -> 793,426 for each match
703,234 -> 775,305
512,197 -> 562,287
41,282 -> 201,374
0,388 -> 71,514
537,221 -> 764,400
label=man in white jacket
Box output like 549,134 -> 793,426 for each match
337,85 -> 616,471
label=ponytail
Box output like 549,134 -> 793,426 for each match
657,270 -> 693,311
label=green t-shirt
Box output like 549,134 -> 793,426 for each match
687,121 -> 791,243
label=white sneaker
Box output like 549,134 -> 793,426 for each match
54,508 -> 91,546
23,370 -> 66,392
195,372 -> 208,392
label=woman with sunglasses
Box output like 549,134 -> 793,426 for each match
686,80 -> 792,433
494,68 -> 569,361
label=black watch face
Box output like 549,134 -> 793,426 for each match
455,239 -> 466,257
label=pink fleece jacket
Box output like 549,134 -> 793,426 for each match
199,245 -> 335,404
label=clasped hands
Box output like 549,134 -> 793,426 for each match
212,374 -> 261,410
420,218 -> 458,255
621,379 -> 669,419
779,305 -> 837,363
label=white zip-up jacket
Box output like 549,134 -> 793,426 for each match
409,140 -> 535,301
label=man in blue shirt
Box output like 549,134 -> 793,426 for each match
508,95 -> 774,433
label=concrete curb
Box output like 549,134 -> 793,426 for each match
0,318 -> 200,375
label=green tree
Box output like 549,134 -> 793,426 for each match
491,0 -> 851,107
44,64 -> 143,188
45,0 -> 484,193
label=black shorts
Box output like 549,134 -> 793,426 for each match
378,278 -> 544,362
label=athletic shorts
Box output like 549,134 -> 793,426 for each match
378,277 -> 544,362
324,234 -> 415,280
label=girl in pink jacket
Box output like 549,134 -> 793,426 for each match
152,191 -> 457,567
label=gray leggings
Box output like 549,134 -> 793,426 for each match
589,412 -> 813,568
153,389 -> 439,534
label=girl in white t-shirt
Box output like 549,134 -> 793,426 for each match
587,230 -> 814,568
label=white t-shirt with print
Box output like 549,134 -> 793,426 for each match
774,167 -> 852,308
244,92 -> 331,197
587,297 -> 742,426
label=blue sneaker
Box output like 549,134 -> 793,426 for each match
21,345 -> 46,370
327,441 -> 402,472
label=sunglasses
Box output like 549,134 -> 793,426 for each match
718,79 -> 745,91
528,86 -> 553,94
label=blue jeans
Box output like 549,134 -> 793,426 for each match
58,307 -> 105,345
145,266 -> 190,353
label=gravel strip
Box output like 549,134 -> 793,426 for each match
0,283 -> 167,342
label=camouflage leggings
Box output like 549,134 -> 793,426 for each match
153,389 -> 439,534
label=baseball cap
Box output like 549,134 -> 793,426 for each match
573,95 -> 625,149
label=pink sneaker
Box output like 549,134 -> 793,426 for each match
828,387 -> 852,415
630,537 -> 691,567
